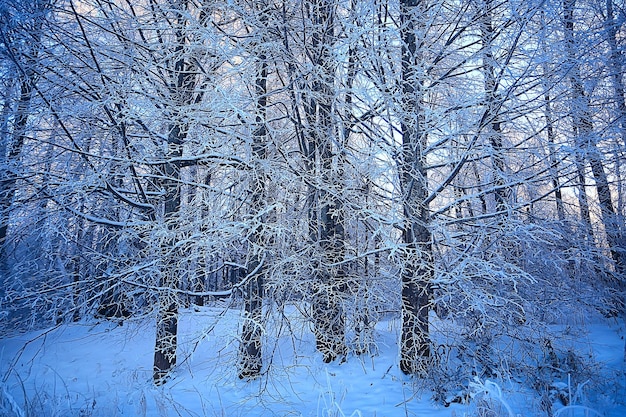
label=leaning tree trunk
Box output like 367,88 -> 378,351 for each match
563,0 -> 625,275
603,0 -> 626,297
399,0 -> 432,375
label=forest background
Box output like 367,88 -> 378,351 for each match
1,0 -> 626,415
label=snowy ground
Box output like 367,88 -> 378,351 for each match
1,304 -> 625,417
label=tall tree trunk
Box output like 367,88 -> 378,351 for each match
604,0 -> 626,151
304,0 -> 346,363
238,3 -> 269,379
153,0 -> 194,385
399,0 -> 432,375
562,0 -> 595,243
344,0 -> 372,354
563,0 -> 624,274
153,149 -> 182,385
0,76 -> 33,273
480,0 -> 508,215
472,160 -> 489,216
539,10 -> 566,223
0,0 -> 47,271
603,0 -> 626,295
544,90 -> 566,223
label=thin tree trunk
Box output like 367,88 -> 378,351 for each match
399,0 -> 432,375
562,0 -> 595,243
563,0 -> 624,274
539,10 -> 566,223
472,161 -> 489,216
604,0 -> 626,151
603,0 -> 626,296
480,0 -> 508,215
545,92 -> 566,223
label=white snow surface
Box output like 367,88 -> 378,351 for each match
1,304 -> 625,417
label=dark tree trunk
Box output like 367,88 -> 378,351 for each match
480,0 -> 508,215
153,292 -> 178,383
153,156 -> 182,385
605,0 -> 626,151
543,86 -> 566,223
239,256 -> 264,378
472,161 -> 489,216
603,0 -> 626,293
0,0 -> 49,275
238,4 -> 269,377
304,0 -> 347,363
0,75 -> 33,273
562,0 -> 595,244
563,0 -> 624,274
153,0 -> 194,385
399,0 -> 432,375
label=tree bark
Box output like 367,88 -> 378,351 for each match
538,10 -> 566,223
604,0 -> 626,151
603,0 -> 626,293
563,0 -> 624,274
304,0 -> 347,363
544,86 -> 566,223
153,0 -> 195,385
153,152 -> 182,385
238,3 -> 269,378
479,0 -> 508,215
399,0 -> 432,375
0,76 -> 32,272
0,0 -> 46,272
